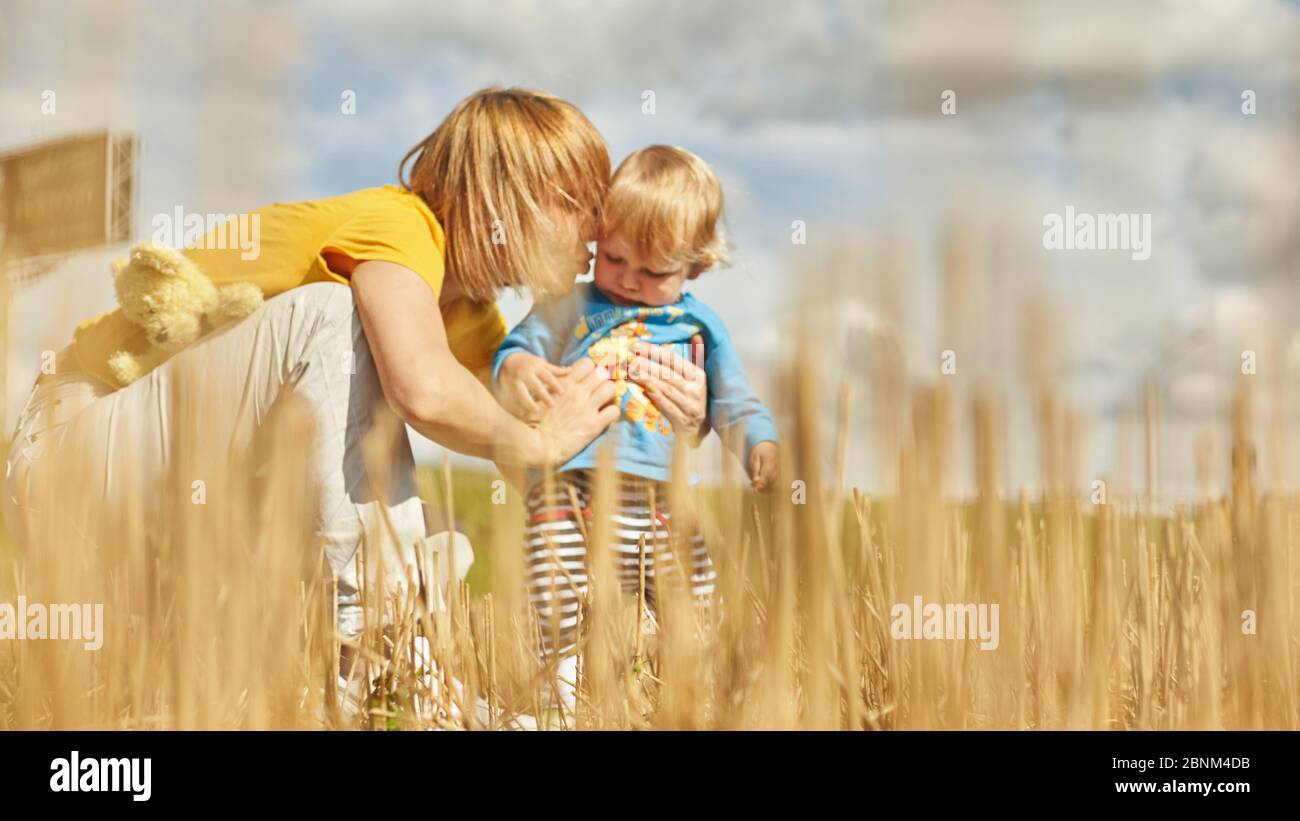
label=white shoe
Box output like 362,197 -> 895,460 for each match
332,637 -> 540,730
411,636 -> 540,729
541,654 -> 579,713
334,669 -> 368,724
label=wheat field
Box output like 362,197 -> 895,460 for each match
1,293 -> 1295,732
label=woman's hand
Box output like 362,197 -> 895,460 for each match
627,335 -> 709,445
533,358 -> 619,465
497,352 -> 572,424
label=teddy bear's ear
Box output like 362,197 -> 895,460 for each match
131,241 -> 188,277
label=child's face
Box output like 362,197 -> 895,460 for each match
593,232 -> 693,307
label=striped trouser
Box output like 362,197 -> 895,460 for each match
524,471 -> 716,657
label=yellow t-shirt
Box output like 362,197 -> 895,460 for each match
71,185 -> 506,387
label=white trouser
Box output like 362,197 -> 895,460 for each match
2,281 -> 429,639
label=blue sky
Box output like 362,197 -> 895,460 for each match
3,0 -> 1299,499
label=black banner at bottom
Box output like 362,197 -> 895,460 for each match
0,730 -> 1284,808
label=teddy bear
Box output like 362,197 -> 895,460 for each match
106,241 -> 264,387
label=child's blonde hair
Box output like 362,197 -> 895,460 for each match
400,87 -> 610,302
603,145 -> 730,275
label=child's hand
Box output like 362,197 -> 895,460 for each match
748,441 -> 779,494
498,352 -> 572,424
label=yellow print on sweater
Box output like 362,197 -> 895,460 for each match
585,320 -> 672,435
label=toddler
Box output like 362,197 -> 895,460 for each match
493,145 -> 778,709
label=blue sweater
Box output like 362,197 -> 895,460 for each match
492,283 -> 778,485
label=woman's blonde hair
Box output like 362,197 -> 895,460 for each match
602,145 -> 730,275
400,88 -> 610,302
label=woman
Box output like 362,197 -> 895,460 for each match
2,88 -> 709,641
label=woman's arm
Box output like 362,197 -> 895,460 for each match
350,260 -> 618,466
